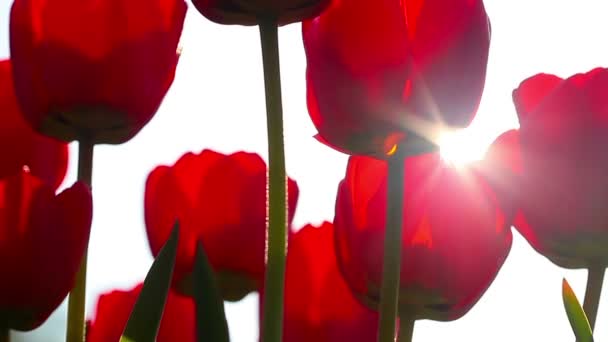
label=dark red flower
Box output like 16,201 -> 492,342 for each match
0,59 -> 67,189
334,154 -> 512,320
9,0 -> 186,144
145,150 -> 299,300
282,222 -> 377,341
193,0 -> 331,26
303,0 -> 491,156
87,283 -> 195,342
489,68 -> 608,269
0,170 -> 92,330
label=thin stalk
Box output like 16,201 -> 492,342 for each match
66,139 -> 94,342
397,316 -> 415,342
377,154 -> 406,342
582,266 -> 605,331
258,18 -> 288,342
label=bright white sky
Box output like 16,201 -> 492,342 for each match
2,0 -> 608,341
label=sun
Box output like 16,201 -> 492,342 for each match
439,128 -> 488,166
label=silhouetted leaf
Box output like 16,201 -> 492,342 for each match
194,242 -> 230,342
121,222 -> 180,342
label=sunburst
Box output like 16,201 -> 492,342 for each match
439,128 -> 489,166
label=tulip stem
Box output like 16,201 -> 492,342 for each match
582,265 -> 605,332
397,316 -> 415,342
258,18 -> 288,342
66,138 -> 94,342
378,153 -> 405,342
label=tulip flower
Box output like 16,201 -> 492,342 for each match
145,150 -> 299,300
479,69 -> 608,329
193,0 -> 331,26
508,68 -> 608,269
303,0 -> 491,157
474,129 -> 521,222
282,222 -> 377,341
87,283 -> 195,342
0,170 -> 92,330
334,154 -> 512,321
0,59 -> 67,189
10,0 -> 186,338
9,0 -> 187,144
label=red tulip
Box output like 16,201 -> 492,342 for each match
0,170 -> 92,330
0,60 -> 67,189
193,0 -> 331,26
87,283 -> 195,342
489,68 -> 608,269
9,0 -> 187,144
145,150 -> 299,299
474,129 -> 521,221
282,222 -> 377,341
303,0 -> 491,156
334,154 -> 512,320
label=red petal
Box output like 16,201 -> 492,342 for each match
512,68 -> 608,267
474,129 -> 522,220
283,222 -> 377,342
192,0 -> 331,26
512,73 -> 563,122
302,0 -> 412,156
87,284 -> 195,342
334,154 -> 512,320
9,0 -> 186,141
302,0 -> 490,156
145,150 -> 299,290
405,0 -> 490,126
0,60 -> 67,189
0,172 -> 91,330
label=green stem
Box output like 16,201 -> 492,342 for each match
582,265 -> 605,331
258,18 -> 287,342
378,153 -> 405,342
397,316 -> 415,342
66,139 -> 94,342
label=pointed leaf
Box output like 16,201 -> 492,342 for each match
121,222 -> 180,342
194,242 -> 230,342
562,278 -> 594,342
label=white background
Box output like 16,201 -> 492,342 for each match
2,0 -> 608,341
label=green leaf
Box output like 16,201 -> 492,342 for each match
193,242 -> 230,342
562,278 -> 594,342
121,222 -> 180,342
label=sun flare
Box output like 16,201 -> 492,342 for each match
439,128 -> 489,166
